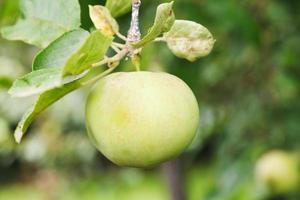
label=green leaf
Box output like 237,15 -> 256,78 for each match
1,19 -> 69,48
134,2 -> 175,48
89,5 -> 119,36
13,66 -> 112,143
14,80 -> 81,143
33,30 -> 90,71
8,68 -> 62,97
15,29 -> 112,97
62,31 -> 113,77
21,0 -> 81,29
33,29 -> 113,77
105,0 -> 132,18
163,20 -> 215,62
1,0 -> 81,48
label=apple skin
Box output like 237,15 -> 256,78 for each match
255,150 -> 299,194
85,71 -> 199,167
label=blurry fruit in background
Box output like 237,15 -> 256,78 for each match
255,150 -> 299,195
85,72 -> 199,167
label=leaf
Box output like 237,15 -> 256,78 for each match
14,29 -> 112,96
13,66 -> 111,143
8,68 -> 62,97
163,20 -> 215,62
33,29 -> 113,77
0,0 -> 81,48
33,30 -> 90,71
89,5 -> 119,36
1,19 -> 69,48
14,80 -> 81,143
105,0 -> 132,18
62,31 -> 113,77
21,0 -> 81,29
134,2 -> 175,48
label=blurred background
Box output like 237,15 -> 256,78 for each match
0,0 -> 299,199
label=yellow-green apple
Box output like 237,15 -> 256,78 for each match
85,72 -> 199,167
255,150 -> 299,194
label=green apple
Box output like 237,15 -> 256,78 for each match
85,71 -> 199,167
255,150 -> 299,194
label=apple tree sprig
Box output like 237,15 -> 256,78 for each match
0,0 -> 215,143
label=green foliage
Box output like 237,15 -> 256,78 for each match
105,0 -> 132,18
32,29 -> 113,76
61,30 -> 112,77
13,79 -> 81,143
134,2 -> 175,47
1,0 -> 81,48
164,20 -> 215,62
33,30 -> 91,71
1,0 -> 212,143
0,169 -> 170,200
13,66 -> 108,143
8,68 -> 62,97
1,19 -> 69,48
89,5 -> 119,36
1,0 -> 299,199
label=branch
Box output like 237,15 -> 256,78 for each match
162,159 -> 186,200
116,32 -> 127,41
154,37 -> 166,42
112,42 -> 125,48
127,0 -> 141,44
91,49 -> 128,68
91,0 -> 143,71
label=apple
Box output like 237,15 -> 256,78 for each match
255,150 -> 299,194
85,71 -> 199,167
